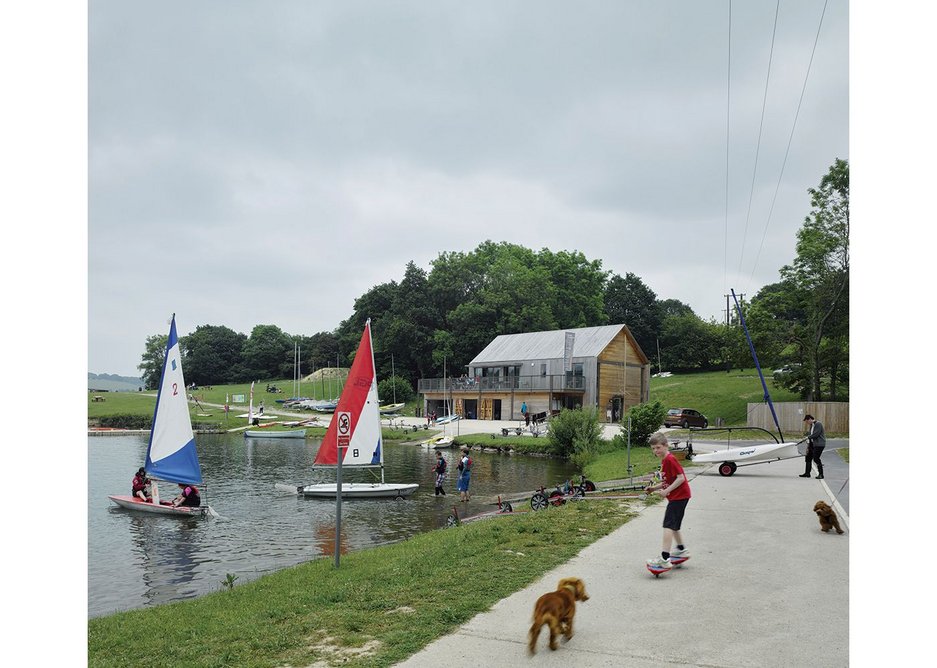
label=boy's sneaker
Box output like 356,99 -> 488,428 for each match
670,548 -> 689,559
646,556 -> 672,569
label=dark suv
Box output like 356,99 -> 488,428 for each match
664,408 -> 708,429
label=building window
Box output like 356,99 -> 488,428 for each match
540,363 -> 547,377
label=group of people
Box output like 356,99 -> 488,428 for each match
431,447 -> 473,502
130,467 -> 201,508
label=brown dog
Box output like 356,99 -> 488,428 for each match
814,500 -> 844,534
527,577 -> 589,654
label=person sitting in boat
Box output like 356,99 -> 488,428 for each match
131,467 -> 151,502
172,483 -> 201,508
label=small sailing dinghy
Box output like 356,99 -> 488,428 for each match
244,429 -> 307,439
108,314 -> 211,517
296,320 -> 418,499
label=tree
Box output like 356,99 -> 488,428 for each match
658,314 -> 722,371
137,333 -> 168,390
181,325 -> 247,385
783,158 -> 849,400
767,159 -> 850,400
241,325 -> 293,380
604,273 -> 660,357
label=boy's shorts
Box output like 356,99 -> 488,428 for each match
663,498 -> 689,530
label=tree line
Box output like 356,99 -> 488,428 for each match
139,160 -> 848,402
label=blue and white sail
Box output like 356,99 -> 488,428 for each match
145,315 -> 202,485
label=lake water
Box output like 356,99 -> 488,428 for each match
88,433 -> 577,618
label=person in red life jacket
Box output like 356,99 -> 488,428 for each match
644,432 -> 691,570
131,467 -> 151,502
172,483 -> 201,508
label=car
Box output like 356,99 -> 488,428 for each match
663,408 -> 708,429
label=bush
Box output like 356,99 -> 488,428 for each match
95,415 -> 152,430
547,408 -> 603,465
377,376 -> 414,404
619,400 -> 667,448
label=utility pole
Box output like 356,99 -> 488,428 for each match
724,293 -> 745,326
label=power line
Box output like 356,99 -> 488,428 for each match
723,0 -> 732,302
736,0 -> 781,280
745,0 -> 830,293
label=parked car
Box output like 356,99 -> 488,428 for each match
663,408 -> 708,429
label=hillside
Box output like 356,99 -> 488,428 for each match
88,373 -> 144,393
649,369 -> 801,426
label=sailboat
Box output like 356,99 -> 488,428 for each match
108,314 -> 210,517
297,320 -> 418,499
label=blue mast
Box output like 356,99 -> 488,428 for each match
731,289 -> 784,442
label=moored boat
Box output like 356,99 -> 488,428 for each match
292,320 -> 418,499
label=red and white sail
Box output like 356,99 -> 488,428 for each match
313,320 -> 383,468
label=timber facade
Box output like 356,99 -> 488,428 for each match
417,324 -> 650,423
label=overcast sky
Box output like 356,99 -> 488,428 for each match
88,0 -> 848,376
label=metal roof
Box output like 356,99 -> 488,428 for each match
469,324 -> 647,365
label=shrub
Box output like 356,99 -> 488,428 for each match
95,415 -> 152,430
377,376 -> 414,404
548,407 -> 603,464
619,400 -> 668,448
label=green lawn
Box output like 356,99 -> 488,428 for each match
89,500 -> 637,667
649,369 -> 801,426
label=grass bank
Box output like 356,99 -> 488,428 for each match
89,500 -> 638,667
649,369 -> 801,425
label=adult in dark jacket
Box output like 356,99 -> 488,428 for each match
799,415 -> 826,479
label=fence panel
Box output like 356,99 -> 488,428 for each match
747,402 -> 849,434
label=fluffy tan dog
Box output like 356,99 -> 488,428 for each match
527,577 -> 589,654
814,500 -> 844,534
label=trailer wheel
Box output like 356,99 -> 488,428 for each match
530,493 -> 548,511
501,501 -> 513,513
549,490 -> 567,506
719,462 -> 736,477
446,515 -> 457,527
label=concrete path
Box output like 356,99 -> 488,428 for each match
395,456 -> 848,667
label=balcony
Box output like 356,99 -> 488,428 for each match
418,374 -> 586,394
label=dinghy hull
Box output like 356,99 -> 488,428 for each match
300,482 -> 419,499
108,495 -> 207,517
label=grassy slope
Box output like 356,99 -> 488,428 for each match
88,501 -> 638,668
649,369 -> 801,426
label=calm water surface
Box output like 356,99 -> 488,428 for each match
88,433 -> 576,618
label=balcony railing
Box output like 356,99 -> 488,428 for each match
418,374 -> 586,393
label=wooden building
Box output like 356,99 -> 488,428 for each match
418,324 -> 650,423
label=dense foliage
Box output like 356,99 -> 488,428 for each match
377,376 -> 415,405
618,400 -> 669,448
136,161 -> 849,398
547,407 -> 604,468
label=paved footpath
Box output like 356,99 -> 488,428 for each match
395,456 -> 848,668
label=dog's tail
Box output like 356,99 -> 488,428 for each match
528,611 -> 557,655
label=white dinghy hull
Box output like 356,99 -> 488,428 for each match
108,495 -> 207,517
300,483 -> 419,499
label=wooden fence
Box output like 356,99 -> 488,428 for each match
747,402 -> 849,434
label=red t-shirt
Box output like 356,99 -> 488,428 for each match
660,453 -> 691,501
